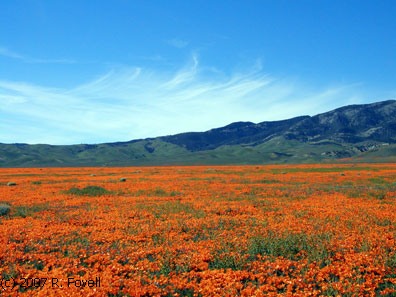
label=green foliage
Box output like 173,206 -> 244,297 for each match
132,187 -> 182,197
165,288 -> 201,297
136,201 -> 205,219
209,252 -> 245,270
13,203 -> 50,218
158,250 -> 190,276
13,206 -> 30,218
154,187 -> 167,196
258,179 -> 281,184
65,185 -> 111,196
248,232 -> 333,264
31,260 -> 45,270
108,293 -> 132,297
385,252 -> 396,269
1,264 -> 18,280
0,203 -> 11,216
59,232 -> 91,258
248,233 -> 306,260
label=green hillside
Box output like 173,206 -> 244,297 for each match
1,100 -> 395,167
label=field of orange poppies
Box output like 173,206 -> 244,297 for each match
0,164 -> 395,296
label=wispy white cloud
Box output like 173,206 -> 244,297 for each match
0,54 -> 366,144
162,54 -> 199,89
0,47 -> 25,60
0,46 -> 75,64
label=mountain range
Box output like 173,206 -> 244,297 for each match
1,100 -> 395,167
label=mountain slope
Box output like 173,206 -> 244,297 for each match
1,100 -> 395,167
285,100 -> 396,143
160,99 -> 396,150
159,116 -> 309,151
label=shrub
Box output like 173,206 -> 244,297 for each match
65,186 -> 111,196
7,182 -> 16,186
13,203 -> 50,218
154,187 -> 167,196
13,206 -> 29,218
0,203 -> 11,216
119,177 -> 127,182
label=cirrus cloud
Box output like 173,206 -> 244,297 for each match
0,54 -> 365,144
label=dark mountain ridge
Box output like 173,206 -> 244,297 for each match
1,100 -> 395,167
160,116 -> 310,151
160,100 -> 396,150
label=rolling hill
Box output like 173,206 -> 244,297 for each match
1,100 -> 395,167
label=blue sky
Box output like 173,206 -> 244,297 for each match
1,0 -> 395,144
